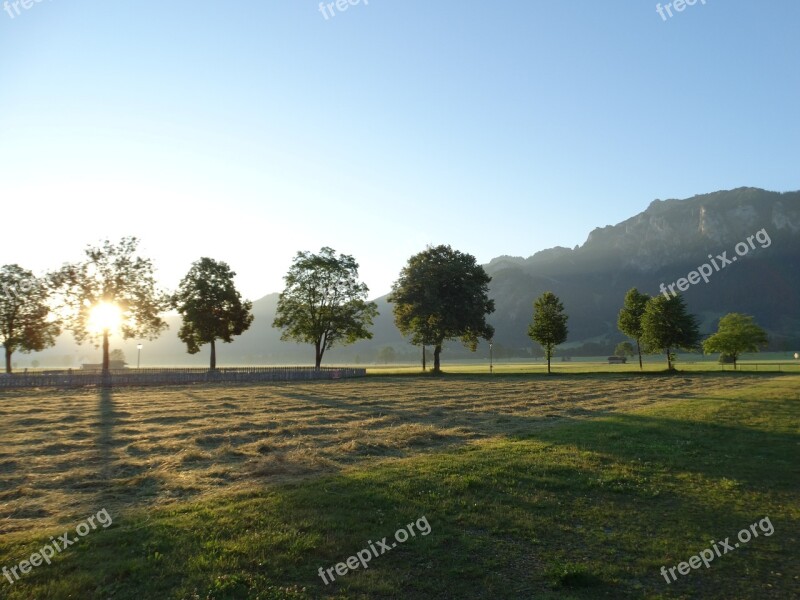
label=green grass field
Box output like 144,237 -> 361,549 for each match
0,373 -> 798,599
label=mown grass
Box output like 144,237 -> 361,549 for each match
0,375 -> 797,599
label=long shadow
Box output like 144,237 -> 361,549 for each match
526,410 -> 800,492
98,386 -> 115,484
276,380 -> 799,492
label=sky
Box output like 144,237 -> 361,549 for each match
1,0 -> 798,300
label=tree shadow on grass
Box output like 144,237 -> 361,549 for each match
525,410 -> 799,493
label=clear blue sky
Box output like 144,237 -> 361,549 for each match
1,0 -> 798,299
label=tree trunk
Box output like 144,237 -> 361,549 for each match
546,347 -> 552,374
636,338 -> 643,370
5,347 -> 12,374
102,330 -> 110,374
315,341 -> 323,370
666,347 -> 673,370
733,354 -> 737,371
421,345 -> 426,372
210,339 -> 216,370
433,344 -> 442,373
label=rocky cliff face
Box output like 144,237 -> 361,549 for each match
482,188 -> 800,351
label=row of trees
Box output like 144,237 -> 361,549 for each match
0,239 -> 770,374
0,239 -> 256,373
617,288 -> 768,370
529,286 -> 770,372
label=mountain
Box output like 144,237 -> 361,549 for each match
480,187 -> 800,354
24,187 -> 800,368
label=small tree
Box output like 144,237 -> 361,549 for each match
52,237 -> 169,375
109,349 -> 127,364
389,245 -> 494,373
618,288 -> 650,370
0,265 -> 60,373
640,294 -> 700,371
527,291 -> 569,374
614,341 -> 635,358
703,313 -> 768,370
377,346 -> 397,364
173,258 -> 254,370
273,247 -> 377,369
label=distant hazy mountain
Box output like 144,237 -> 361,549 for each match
26,187 -> 800,368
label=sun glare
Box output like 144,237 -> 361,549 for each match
88,302 -> 123,334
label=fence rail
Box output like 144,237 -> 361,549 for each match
0,367 -> 366,389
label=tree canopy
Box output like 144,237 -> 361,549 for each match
617,288 -> 650,370
389,245 -> 494,373
703,313 -> 768,369
614,341 -> 635,358
0,265 -> 60,373
527,291 -> 569,374
172,257 -> 254,370
273,247 -> 377,368
640,294 -> 700,370
51,237 -> 169,373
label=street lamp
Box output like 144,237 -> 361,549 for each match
137,344 -> 143,368
489,340 -> 493,374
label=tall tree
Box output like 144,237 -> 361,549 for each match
617,288 -> 650,370
172,258 -> 254,370
51,237 -> 169,374
527,291 -> 569,374
389,245 -> 494,373
273,247 -> 377,368
0,265 -> 61,373
703,313 -> 768,370
640,294 -> 700,371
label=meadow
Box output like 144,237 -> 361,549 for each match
0,372 -> 798,599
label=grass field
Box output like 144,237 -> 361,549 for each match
0,373 -> 798,599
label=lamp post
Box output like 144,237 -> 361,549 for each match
489,340 -> 493,374
137,344 -> 143,369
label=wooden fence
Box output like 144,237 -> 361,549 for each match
0,367 -> 367,389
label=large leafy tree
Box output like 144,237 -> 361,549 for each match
640,294 -> 700,371
527,291 -> 569,374
617,288 -> 650,370
173,258 -> 254,370
51,237 -> 169,374
0,265 -> 61,373
273,247 -> 377,368
389,245 -> 494,373
703,313 -> 768,370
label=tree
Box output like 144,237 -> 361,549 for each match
273,247 -> 377,369
0,265 -> 60,373
109,349 -> 127,364
640,294 -> 700,371
527,292 -> 568,374
377,346 -> 397,364
389,245 -> 494,373
51,237 -> 169,375
173,258 -> 254,370
614,341 -> 635,358
703,313 -> 768,370
617,288 -> 650,370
